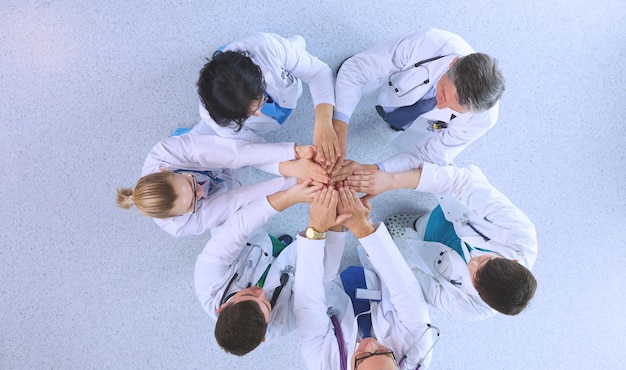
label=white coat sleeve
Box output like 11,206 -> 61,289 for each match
294,234 -> 344,370
334,29 -> 472,124
417,163 -> 538,268
358,223 -> 434,366
334,33 -> 422,123
322,231 -> 348,285
194,195 -> 282,317
240,33 -> 335,107
379,107 -> 498,171
154,177 -> 294,237
141,134 -> 295,176
413,268 -> 495,321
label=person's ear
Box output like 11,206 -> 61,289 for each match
449,56 -> 460,67
159,166 -> 172,172
216,304 -> 226,314
513,259 -> 519,263
262,336 -> 266,342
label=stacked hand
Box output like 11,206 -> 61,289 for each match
308,182 -> 375,238
336,184 -> 375,238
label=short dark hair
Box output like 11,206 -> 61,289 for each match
474,258 -> 537,315
448,52 -> 505,112
214,300 -> 268,356
197,50 -> 266,132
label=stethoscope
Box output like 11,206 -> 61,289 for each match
174,169 -> 243,196
397,323 -> 441,370
433,250 -> 464,287
219,243 -> 268,305
459,213 -> 492,242
387,55 -> 448,97
347,303 -> 441,369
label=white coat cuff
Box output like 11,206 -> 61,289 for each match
415,162 -> 441,192
332,111 -> 350,124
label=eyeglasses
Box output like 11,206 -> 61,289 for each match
354,349 -> 396,369
184,174 -> 198,214
250,94 -> 268,116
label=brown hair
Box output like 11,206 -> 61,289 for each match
214,300 -> 268,356
474,258 -> 537,315
116,172 -> 178,218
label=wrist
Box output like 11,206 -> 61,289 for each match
345,217 -> 375,238
304,226 -> 327,240
267,191 -> 290,212
395,168 -> 422,189
351,223 -> 376,239
278,160 -> 295,177
350,221 -> 376,239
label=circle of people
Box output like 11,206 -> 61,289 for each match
116,29 -> 538,370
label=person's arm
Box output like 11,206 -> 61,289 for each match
330,159 -> 379,183
278,158 -> 329,184
194,197 -> 283,318
294,235 -> 344,369
141,134 -> 296,176
413,268 -> 496,321
338,186 -> 434,367
269,33 -> 339,170
418,162 -> 538,267
241,33 -> 338,168
345,167 -> 423,201
313,104 -> 341,170
358,224 -> 435,367
294,187 -> 350,369
334,31 -> 436,125
267,33 -> 335,108
153,177 -> 293,236
194,179 -> 322,317
381,108 -> 498,172
321,230 -> 348,285
325,118 -> 348,176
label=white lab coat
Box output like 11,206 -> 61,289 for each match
192,32 -> 335,142
402,162 -> 538,321
294,223 -> 434,370
194,190 -> 299,340
335,28 -> 498,166
141,133 -> 296,236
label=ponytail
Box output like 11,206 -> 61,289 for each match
116,172 -> 178,218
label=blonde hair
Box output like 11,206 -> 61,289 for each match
116,172 -> 179,218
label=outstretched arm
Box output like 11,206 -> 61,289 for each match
142,134 -> 296,176
313,104 -> 341,170
294,186 -> 350,369
330,159 -> 378,183
346,167 -> 423,201
154,177 -> 293,236
337,185 -> 435,366
279,158 -> 329,184
326,119 -> 349,177
417,163 -> 538,267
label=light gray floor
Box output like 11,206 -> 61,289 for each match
1,1 -> 625,369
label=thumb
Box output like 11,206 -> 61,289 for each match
335,212 -> 352,226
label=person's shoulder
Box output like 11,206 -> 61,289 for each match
225,33 -> 275,53
424,28 -> 474,54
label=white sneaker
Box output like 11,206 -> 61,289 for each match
385,214 -> 422,238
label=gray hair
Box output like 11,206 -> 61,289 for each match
448,53 -> 505,112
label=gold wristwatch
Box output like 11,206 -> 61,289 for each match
304,226 -> 326,240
